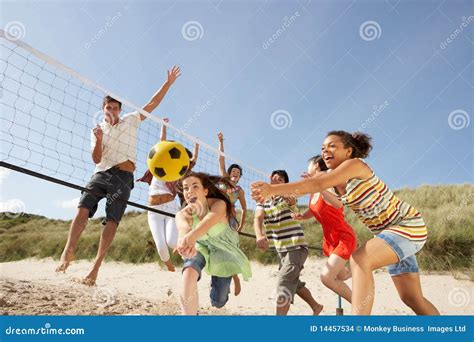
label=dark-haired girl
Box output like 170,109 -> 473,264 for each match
293,155 -> 356,303
217,132 -> 247,295
175,172 -> 252,315
251,131 -> 439,315
217,132 -> 247,231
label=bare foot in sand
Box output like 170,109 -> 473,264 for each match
80,268 -> 99,286
232,275 -> 241,296
312,303 -> 324,315
164,260 -> 176,272
55,250 -> 75,273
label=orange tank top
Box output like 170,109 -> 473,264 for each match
309,193 -> 356,247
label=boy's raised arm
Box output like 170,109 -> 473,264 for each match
140,66 -> 181,121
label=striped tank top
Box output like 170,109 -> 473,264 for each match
341,160 -> 428,242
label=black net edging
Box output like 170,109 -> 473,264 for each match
0,161 -> 324,252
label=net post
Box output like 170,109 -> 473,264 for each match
336,295 -> 344,316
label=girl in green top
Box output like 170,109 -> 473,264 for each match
175,172 -> 252,315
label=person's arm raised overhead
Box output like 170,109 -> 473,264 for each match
140,66 -> 181,121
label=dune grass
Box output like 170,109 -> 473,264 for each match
1,184 -> 472,279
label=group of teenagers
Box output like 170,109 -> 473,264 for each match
55,66 -> 439,316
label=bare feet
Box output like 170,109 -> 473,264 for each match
164,260 -> 176,272
55,250 -> 75,273
312,303 -> 324,315
232,274 -> 241,296
80,277 -> 96,286
81,268 -> 99,286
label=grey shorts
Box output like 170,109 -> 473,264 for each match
78,167 -> 134,225
276,247 -> 308,305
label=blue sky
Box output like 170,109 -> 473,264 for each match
0,0 -> 472,220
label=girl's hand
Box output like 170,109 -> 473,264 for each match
178,245 -> 196,259
182,201 -> 205,219
177,235 -> 197,259
291,212 -> 305,220
217,132 -> 224,142
177,233 -> 196,250
282,196 -> 296,206
251,182 -> 272,203
300,172 -> 311,179
183,231 -> 197,247
256,236 -> 269,251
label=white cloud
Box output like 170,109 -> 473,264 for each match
55,197 -> 80,209
0,198 -> 26,214
0,167 -> 11,184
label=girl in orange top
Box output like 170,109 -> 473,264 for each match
293,155 -> 356,303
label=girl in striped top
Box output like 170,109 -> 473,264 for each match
251,131 -> 439,315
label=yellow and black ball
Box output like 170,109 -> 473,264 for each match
147,141 -> 190,182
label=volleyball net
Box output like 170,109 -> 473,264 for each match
0,29 -> 338,311
0,29 -> 269,218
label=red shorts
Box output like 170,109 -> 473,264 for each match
322,234 -> 357,260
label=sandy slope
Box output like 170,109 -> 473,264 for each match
0,258 -> 472,316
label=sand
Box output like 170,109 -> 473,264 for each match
0,258 -> 472,316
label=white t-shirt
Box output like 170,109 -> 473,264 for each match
148,177 -> 179,214
149,177 -> 174,196
91,111 -> 141,173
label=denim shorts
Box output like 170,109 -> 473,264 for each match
376,230 -> 426,276
182,251 -> 232,308
229,217 -> 239,231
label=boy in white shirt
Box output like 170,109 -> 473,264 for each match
55,66 -> 181,285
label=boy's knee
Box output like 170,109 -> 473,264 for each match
76,208 -> 90,222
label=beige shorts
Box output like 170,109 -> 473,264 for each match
276,247 -> 308,304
